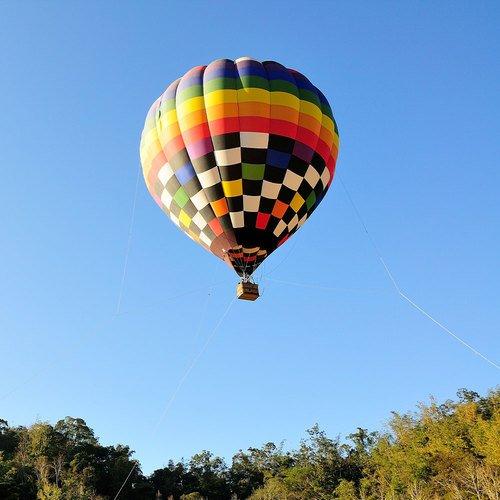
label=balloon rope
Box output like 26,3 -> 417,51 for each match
262,240 -> 298,279
0,165 -> 225,401
151,295 -> 235,433
338,174 -> 499,370
264,276 -> 382,294
113,295 -> 236,500
0,317 -> 115,402
189,260 -> 224,341
1,165 -> 141,401
115,164 -> 142,315
116,282 -> 228,317
0,286 -> 214,402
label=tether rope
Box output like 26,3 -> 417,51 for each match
262,240 -> 298,278
113,296 -> 236,499
0,317 -> 115,402
116,282 -> 228,317
264,276 -> 382,294
115,164 -> 142,315
190,260 -> 226,342
1,165 -> 142,401
338,174 -> 499,370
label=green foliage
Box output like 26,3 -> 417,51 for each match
1,387 -> 498,499
0,416 -> 150,499
180,493 -> 204,500
334,479 -> 357,499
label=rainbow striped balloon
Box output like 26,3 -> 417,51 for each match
140,57 -> 339,277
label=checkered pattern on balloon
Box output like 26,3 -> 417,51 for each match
140,58 -> 339,281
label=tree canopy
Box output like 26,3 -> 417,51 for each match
1,387 -> 498,499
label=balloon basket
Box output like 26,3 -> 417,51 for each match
236,281 -> 259,301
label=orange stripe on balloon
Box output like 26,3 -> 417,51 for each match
164,134 -> 186,158
151,150 -> 167,171
180,122 -> 211,145
319,126 -> 334,148
297,113 -> 322,134
147,157 -> 162,193
205,102 -> 239,119
179,109 -> 208,129
270,104 -> 299,123
238,101 -> 270,118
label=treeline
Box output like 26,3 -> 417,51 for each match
1,388 -> 498,499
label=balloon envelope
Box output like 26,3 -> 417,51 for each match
140,57 -> 339,276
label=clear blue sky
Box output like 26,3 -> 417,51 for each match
1,1 -> 499,474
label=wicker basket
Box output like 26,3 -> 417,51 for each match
236,282 -> 259,301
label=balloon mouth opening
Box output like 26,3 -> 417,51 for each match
221,245 -> 266,278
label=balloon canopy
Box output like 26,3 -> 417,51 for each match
140,57 -> 339,278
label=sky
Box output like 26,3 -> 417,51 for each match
1,1 -> 499,474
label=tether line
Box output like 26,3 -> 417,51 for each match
1,164 -> 144,401
338,174 -> 499,370
265,276 -> 381,294
263,240 -> 298,278
113,295 -> 236,499
116,164 -> 142,315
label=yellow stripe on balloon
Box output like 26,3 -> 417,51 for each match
141,129 -> 161,151
321,115 -> 335,135
180,109 -> 209,129
269,92 -> 300,110
237,87 -> 270,104
163,109 -> 178,126
203,89 -> 238,107
299,100 -> 323,122
176,96 -> 206,117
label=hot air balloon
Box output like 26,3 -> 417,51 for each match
140,58 -> 339,300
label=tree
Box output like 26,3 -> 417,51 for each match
0,387 -> 498,499
54,417 -> 98,448
229,449 -> 265,498
188,451 -> 231,498
151,460 -> 195,499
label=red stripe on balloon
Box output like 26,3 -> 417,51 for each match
295,127 -> 320,150
238,116 -> 270,133
207,117 -> 240,135
269,119 -> 298,138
